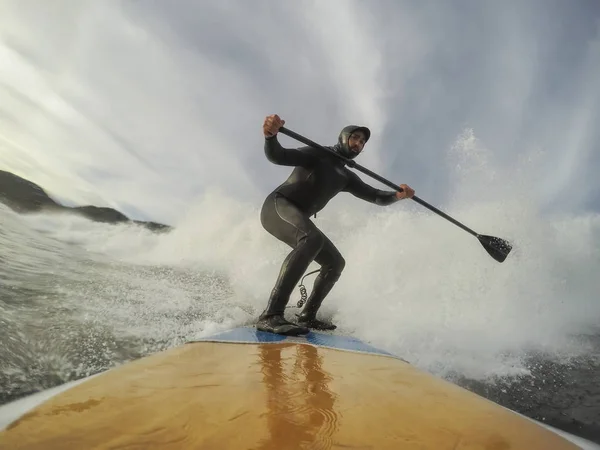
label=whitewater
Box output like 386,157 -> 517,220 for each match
1,130 -> 599,442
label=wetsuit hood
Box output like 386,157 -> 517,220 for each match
335,125 -> 371,159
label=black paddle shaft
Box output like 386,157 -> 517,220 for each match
279,127 -> 479,235
278,126 -> 513,262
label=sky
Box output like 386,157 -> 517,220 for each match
0,0 -> 599,225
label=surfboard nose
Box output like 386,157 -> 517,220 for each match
0,328 -> 586,449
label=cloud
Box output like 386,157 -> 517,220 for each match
0,0 -> 599,223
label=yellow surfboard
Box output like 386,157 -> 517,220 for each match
0,327 -> 592,449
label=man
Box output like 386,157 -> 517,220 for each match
257,114 -> 415,336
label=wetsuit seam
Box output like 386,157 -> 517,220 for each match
274,195 -> 307,243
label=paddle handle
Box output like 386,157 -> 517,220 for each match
278,127 -> 479,237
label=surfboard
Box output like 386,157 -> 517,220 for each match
0,326 -> 593,449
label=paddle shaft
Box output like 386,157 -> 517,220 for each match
278,127 -> 479,238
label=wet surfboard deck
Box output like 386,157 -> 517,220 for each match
0,327 -> 584,449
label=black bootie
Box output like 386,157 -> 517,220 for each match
256,288 -> 309,336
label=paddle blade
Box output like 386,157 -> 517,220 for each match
477,234 -> 513,263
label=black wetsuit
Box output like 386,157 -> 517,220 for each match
257,133 -> 399,334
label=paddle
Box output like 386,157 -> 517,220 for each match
278,126 -> 513,263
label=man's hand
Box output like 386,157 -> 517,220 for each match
263,114 -> 285,138
396,184 -> 415,200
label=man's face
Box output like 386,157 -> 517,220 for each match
348,131 -> 367,155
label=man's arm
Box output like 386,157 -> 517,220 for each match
264,135 -> 316,167
343,171 -> 401,206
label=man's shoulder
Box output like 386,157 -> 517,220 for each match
343,165 -> 360,178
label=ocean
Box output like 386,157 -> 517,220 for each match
1,179 -> 599,443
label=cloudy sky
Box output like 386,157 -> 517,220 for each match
0,0 -> 599,224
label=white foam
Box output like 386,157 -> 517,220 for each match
15,130 -> 600,381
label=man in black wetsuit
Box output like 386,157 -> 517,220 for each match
257,114 -> 415,336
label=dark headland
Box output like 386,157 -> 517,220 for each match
0,170 -> 171,232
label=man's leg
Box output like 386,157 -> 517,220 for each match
258,193 -> 325,335
297,234 -> 345,330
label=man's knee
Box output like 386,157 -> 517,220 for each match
333,255 -> 345,278
300,230 -> 325,256
324,254 -> 345,282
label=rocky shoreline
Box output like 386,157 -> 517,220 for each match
0,170 -> 171,232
